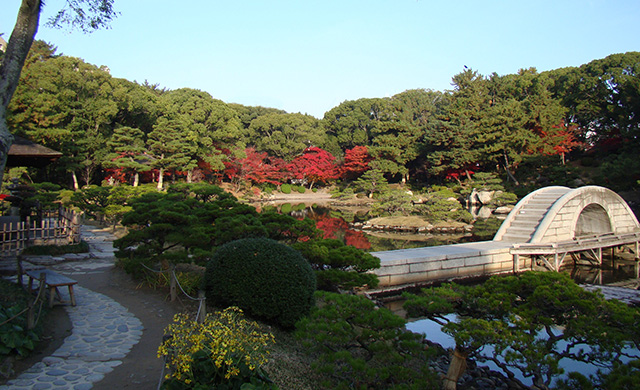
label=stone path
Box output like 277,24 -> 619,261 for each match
0,226 -> 144,390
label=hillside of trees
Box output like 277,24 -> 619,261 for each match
5,41 -> 640,194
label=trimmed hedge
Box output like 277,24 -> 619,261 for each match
204,237 -> 316,328
281,184 -> 292,194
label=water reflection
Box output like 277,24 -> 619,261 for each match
259,202 -> 487,252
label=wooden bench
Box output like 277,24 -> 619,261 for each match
26,269 -> 77,308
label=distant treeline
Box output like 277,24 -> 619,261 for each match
7,41 -> 640,191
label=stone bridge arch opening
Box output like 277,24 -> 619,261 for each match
574,203 -> 612,237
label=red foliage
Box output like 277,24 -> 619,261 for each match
444,165 -> 477,181
226,148 -> 288,185
344,230 -> 371,250
340,145 -> 372,179
315,214 -> 350,239
288,147 -> 339,187
536,121 -> 584,162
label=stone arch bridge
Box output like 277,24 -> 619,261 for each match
371,185 -> 640,292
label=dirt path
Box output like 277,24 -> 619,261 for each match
73,268 -> 185,389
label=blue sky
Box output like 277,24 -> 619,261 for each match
2,0 -> 639,118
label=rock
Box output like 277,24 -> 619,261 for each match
572,178 -> 586,187
494,206 -> 513,214
477,207 -> 493,219
477,190 -> 495,205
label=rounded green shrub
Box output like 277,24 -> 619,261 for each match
281,184 -> 292,194
204,237 -> 316,328
295,185 -> 306,194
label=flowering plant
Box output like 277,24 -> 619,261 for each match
158,307 -> 277,389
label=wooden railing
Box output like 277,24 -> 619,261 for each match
0,207 -> 81,256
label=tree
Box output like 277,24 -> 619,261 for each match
104,127 -> 149,186
353,168 -> 388,198
368,90 -> 441,183
548,52 -> 640,146
146,116 -> 195,189
161,88 -> 244,181
340,145 -> 371,180
8,55 -> 118,188
231,147 -> 287,186
322,98 -> 383,150
403,272 -> 640,390
295,292 -> 439,389
248,112 -> 325,161
287,146 -> 339,188
0,0 -> 117,185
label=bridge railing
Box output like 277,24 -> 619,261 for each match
511,231 -> 640,273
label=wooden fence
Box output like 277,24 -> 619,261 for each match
0,207 -> 81,256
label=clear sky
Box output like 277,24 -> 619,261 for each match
2,0 -> 639,118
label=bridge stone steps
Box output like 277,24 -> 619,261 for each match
497,189 -> 570,243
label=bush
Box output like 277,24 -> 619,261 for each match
295,185 -> 306,194
280,184 -> 292,194
0,279 -> 44,357
204,238 -> 316,328
21,241 -> 89,256
158,309 -> 277,390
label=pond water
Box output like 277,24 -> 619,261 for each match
406,313 -> 640,387
255,202 -> 483,252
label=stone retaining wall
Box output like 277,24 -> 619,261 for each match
370,241 -> 515,292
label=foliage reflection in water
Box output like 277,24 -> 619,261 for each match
258,202 -> 489,252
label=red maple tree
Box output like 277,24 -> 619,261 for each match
340,145 -> 372,180
227,148 -> 288,186
536,121 -> 584,165
288,147 -> 339,188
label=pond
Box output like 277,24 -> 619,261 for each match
405,313 -> 640,387
255,202 -> 484,252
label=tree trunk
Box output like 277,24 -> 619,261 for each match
503,151 -> 519,186
0,0 -> 43,185
443,347 -> 468,390
133,172 -> 139,187
157,167 -> 164,190
71,171 -> 79,190
186,169 -> 193,183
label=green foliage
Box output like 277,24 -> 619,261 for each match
295,185 -> 306,194
280,184 -> 292,194
295,291 -> 439,390
368,188 -> 415,217
0,280 -> 43,358
30,182 -> 63,209
21,240 -> 89,256
403,272 -> 640,389
257,211 -> 320,244
292,238 -> 380,291
353,169 -> 388,198
248,112 -> 325,161
556,359 -> 640,390
0,305 -> 40,357
415,187 -> 472,224
159,309 -> 277,390
471,218 -> 503,240
204,238 -> 316,328
595,150 -> 640,191
115,184 -> 321,277
70,185 -> 111,220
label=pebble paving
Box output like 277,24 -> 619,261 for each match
0,226 -> 144,390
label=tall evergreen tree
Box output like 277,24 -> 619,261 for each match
104,126 -> 149,186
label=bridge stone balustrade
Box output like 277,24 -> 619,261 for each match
370,185 -> 640,293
